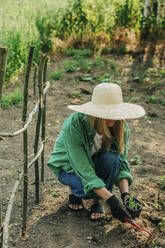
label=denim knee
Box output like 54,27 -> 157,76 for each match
93,151 -> 121,174
102,152 -> 121,172
92,151 -> 121,189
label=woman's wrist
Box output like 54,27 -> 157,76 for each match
118,178 -> 129,193
93,187 -> 113,201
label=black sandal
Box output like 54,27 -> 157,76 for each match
89,203 -> 105,222
68,194 -> 84,212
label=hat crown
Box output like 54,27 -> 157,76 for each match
92,83 -> 123,105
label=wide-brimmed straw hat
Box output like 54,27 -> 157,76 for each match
68,83 -> 145,120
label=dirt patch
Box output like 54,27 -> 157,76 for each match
0,52 -> 165,248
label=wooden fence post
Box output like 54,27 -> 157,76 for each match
34,54 -> 46,204
0,47 -> 8,105
33,64 -> 37,96
0,187 -> 2,248
41,56 -> 48,182
22,45 -> 35,236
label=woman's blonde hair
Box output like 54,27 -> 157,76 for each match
88,116 -> 124,154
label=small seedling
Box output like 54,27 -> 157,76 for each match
135,129 -> 141,134
70,91 -> 81,98
128,196 -> 140,210
50,191 -> 60,197
159,176 -> 165,190
130,156 -> 141,165
154,200 -> 161,210
159,217 -> 165,232
64,60 -> 77,72
81,74 -> 93,83
152,240 -> 162,248
148,132 -> 153,137
131,97 -> 139,103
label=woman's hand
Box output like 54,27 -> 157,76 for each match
106,195 -> 132,222
121,192 -> 142,218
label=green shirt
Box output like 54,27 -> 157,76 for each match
47,112 -> 133,194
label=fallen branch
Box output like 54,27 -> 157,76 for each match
2,141 -> 44,248
0,81 -> 50,137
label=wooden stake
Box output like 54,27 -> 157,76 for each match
0,187 -> 2,248
33,64 -> 37,96
34,54 -> 45,204
0,47 -> 8,105
22,45 -> 35,236
0,82 -> 49,138
41,56 -> 48,182
2,141 -> 43,248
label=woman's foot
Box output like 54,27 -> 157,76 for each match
90,200 -> 105,221
68,194 -> 83,211
68,186 -> 83,211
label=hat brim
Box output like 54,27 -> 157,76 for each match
68,102 -> 145,120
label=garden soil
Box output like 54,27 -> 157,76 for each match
0,53 -> 165,248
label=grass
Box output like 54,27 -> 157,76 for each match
0,0 -> 69,80
1,89 -> 23,109
48,70 -> 63,80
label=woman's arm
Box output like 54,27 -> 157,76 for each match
118,178 -> 129,193
93,187 -> 113,200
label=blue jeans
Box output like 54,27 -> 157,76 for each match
58,151 -> 121,199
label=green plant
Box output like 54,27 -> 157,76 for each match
108,61 -> 116,69
152,240 -> 162,248
112,80 -> 123,85
50,191 -> 60,197
146,96 -> 159,104
155,81 -> 163,87
49,70 -> 63,80
159,217 -> 165,232
135,129 -> 141,134
70,91 -> 81,98
81,74 -> 94,83
64,60 -> 78,72
57,0 -> 88,37
154,200 -> 161,210
98,74 -> 110,83
1,89 -> 23,109
128,196 -> 140,210
161,91 -> 165,96
161,101 -> 165,107
36,13 -> 55,53
65,48 -> 92,58
77,58 -> 94,72
130,155 -> 141,165
131,97 -> 139,103
159,176 -> 165,190
94,57 -> 106,70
